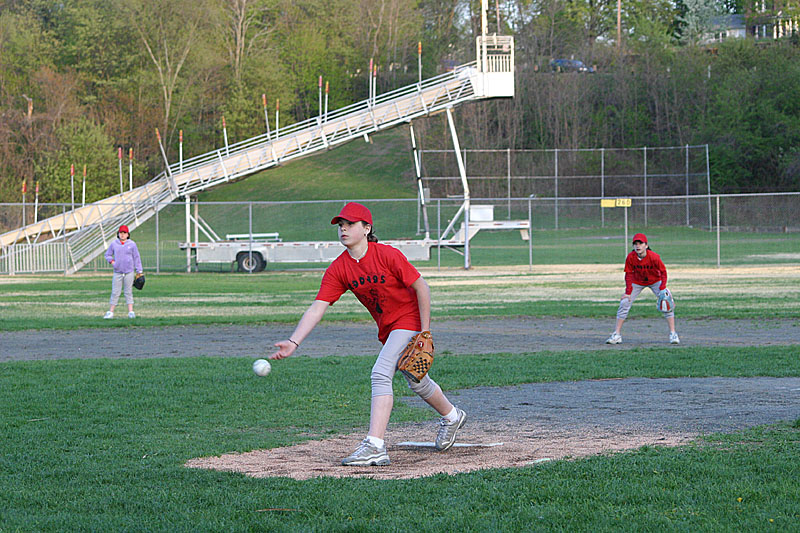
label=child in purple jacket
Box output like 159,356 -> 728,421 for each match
103,225 -> 143,319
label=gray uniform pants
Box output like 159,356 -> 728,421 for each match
371,329 -> 439,399
110,272 -> 135,306
616,281 -> 674,319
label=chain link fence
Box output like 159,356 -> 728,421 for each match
419,145 -> 711,210
2,192 -> 799,274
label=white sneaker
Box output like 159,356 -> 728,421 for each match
435,407 -> 467,451
128,311 -> 136,319
341,438 -> 390,466
669,332 -> 680,344
103,311 -> 113,319
605,332 -> 622,344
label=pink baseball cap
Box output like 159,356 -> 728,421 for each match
331,202 -> 373,225
632,233 -> 647,244
118,225 -> 130,233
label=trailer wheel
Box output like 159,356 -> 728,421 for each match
236,252 -> 266,273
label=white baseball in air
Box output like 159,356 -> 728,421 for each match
252,359 -> 271,377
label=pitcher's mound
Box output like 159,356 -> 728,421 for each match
185,422 -> 692,480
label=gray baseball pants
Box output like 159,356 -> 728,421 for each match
371,329 -> 439,399
110,271 -> 135,306
616,281 -> 674,319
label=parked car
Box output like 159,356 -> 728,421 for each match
550,59 -> 594,73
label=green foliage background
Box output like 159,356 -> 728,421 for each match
1,0 -> 799,210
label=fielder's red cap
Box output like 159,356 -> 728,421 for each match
632,233 -> 647,244
118,225 -> 130,233
331,202 -> 372,225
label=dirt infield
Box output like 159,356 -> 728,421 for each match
4,317 -> 799,481
186,376 -> 800,480
3,317 -> 800,361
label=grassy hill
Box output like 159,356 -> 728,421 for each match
198,127 -> 419,202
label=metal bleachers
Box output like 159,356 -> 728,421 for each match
0,35 -> 514,274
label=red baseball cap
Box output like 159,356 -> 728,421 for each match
331,202 -> 373,225
118,225 -> 130,233
632,233 -> 647,244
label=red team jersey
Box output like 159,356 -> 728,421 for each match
316,242 -> 422,344
624,249 -> 668,293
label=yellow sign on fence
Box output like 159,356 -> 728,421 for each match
601,198 -> 632,208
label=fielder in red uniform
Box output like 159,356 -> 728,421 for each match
605,233 -> 680,345
269,202 -> 466,466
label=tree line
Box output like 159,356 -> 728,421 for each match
1,0 -> 798,215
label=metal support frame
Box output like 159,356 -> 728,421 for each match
410,124 -> 430,240
446,107 -> 471,270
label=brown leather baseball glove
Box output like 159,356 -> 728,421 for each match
397,331 -> 434,383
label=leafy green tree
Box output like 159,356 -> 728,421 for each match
35,117 -> 121,204
563,0 -> 618,46
47,1 -> 141,90
0,8 -> 56,95
221,86 -> 264,143
418,0 -> 466,75
675,0 -> 725,44
214,0 -> 277,85
272,0 -> 359,120
701,40 -> 800,191
115,0 -> 215,139
213,0 -> 289,139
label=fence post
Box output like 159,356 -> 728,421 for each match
624,204 -> 628,253
554,148 -> 559,230
685,144 -> 690,226
437,199 -> 441,271
601,147 -> 605,228
248,202 -> 254,274
528,194 -> 534,271
62,205 -> 68,276
643,146 -> 648,227
156,201 -> 160,274
706,144 -> 712,230
716,195 -> 721,268
464,198 -> 470,270
507,148 -> 511,219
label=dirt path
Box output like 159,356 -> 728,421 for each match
2,317 -> 799,361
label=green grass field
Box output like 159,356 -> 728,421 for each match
1,267 -> 799,531
2,348 -> 799,531
2,263 -> 800,331
2,128 -> 800,531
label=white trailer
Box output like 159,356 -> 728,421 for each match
179,233 -> 436,272
178,202 -> 529,272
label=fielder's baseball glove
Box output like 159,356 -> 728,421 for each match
133,272 -> 145,290
656,288 -> 674,312
397,331 -> 434,383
